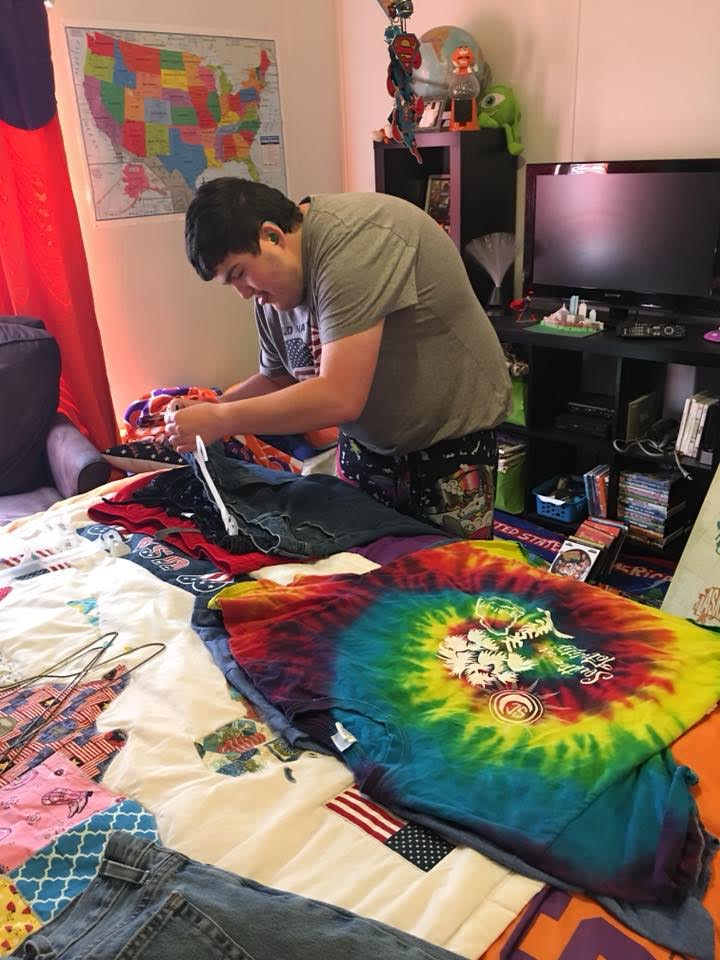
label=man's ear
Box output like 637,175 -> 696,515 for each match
260,222 -> 282,245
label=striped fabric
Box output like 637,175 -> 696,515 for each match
0,671 -> 128,786
326,785 -> 454,872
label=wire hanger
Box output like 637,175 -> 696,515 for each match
0,632 -> 166,777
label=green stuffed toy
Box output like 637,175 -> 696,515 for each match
478,84 -> 524,156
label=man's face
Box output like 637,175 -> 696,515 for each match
215,225 -> 303,312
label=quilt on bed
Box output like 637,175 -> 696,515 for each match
1,479 -> 719,959
0,486 -> 540,958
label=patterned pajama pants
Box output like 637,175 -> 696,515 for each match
336,428 -> 498,539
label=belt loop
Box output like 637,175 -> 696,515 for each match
99,858 -> 150,885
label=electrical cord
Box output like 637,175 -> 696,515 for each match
612,436 -> 693,480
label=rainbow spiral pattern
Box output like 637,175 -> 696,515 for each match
218,541 -> 720,901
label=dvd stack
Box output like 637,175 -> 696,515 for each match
495,432 -> 527,515
582,464 -> 610,518
549,516 -> 628,583
616,469 -> 688,549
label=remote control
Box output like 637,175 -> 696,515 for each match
618,321 -> 686,339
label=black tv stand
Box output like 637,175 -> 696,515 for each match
607,306 -> 630,329
493,316 -> 720,555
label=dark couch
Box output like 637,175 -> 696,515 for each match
0,316 -> 111,523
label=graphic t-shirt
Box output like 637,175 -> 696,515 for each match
214,540 -> 720,903
254,193 -> 511,454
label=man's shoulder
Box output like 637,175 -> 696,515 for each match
309,192 -> 420,228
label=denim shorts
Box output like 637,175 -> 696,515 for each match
13,831 -> 463,960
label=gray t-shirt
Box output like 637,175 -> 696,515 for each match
255,192 -> 511,455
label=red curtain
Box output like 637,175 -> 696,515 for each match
0,0 -> 118,451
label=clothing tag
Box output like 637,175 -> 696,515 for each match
100,529 -> 129,557
331,721 -> 357,752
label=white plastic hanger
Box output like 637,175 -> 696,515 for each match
193,435 -> 239,537
163,400 -> 239,537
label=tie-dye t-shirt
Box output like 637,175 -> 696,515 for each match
215,541 -> 720,903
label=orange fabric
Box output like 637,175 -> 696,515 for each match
230,434 -> 303,474
304,427 -> 338,449
480,709 -> 720,959
122,388 -> 220,442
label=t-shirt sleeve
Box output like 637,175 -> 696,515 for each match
311,217 -> 418,344
255,302 -> 287,378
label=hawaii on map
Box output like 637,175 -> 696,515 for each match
65,28 -> 287,221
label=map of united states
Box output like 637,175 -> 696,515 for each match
66,29 -> 286,221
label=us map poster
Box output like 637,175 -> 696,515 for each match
65,27 -> 287,221
662,466 -> 720,627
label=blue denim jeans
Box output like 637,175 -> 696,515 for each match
188,443 -> 441,558
13,831 -> 463,959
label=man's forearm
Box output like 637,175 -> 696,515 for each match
219,372 -> 296,403
217,376 -> 359,437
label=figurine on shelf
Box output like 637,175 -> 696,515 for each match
478,84 -> 524,155
449,45 -> 480,131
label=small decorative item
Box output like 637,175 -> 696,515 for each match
424,174 -> 451,232
464,232 -> 517,315
418,98 -> 445,129
539,303 -> 605,335
449,45 -> 480,131
379,1 -> 424,162
478,84 -> 524,155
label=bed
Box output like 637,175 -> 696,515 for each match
0,469 -> 718,960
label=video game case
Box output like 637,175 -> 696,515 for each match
548,539 -> 603,582
586,516 -> 628,574
571,518 -> 626,581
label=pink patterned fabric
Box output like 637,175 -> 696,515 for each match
0,751 -> 122,872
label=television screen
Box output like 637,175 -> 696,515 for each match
524,161 -> 720,316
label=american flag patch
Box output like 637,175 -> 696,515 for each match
326,786 -> 454,872
286,321 -> 321,380
1,547 -> 72,581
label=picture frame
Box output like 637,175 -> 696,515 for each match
424,173 -> 451,228
417,98 -> 444,130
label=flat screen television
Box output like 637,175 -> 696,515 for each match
523,159 -> 720,320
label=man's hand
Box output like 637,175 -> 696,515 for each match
165,401 -> 226,452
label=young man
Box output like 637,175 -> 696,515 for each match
167,177 -> 511,538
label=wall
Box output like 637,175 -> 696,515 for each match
47,0 -> 343,421
48,0 -> 720,421
338,0 -> 720,190
337,0 -> 720,415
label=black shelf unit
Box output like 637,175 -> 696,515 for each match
494,317 -> 720,551
373,129 -> 518,307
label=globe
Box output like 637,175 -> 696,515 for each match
413,25 -> 491,103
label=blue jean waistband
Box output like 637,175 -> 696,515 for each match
14,831 -> 463,960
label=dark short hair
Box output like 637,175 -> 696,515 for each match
185,177 -> 303,280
